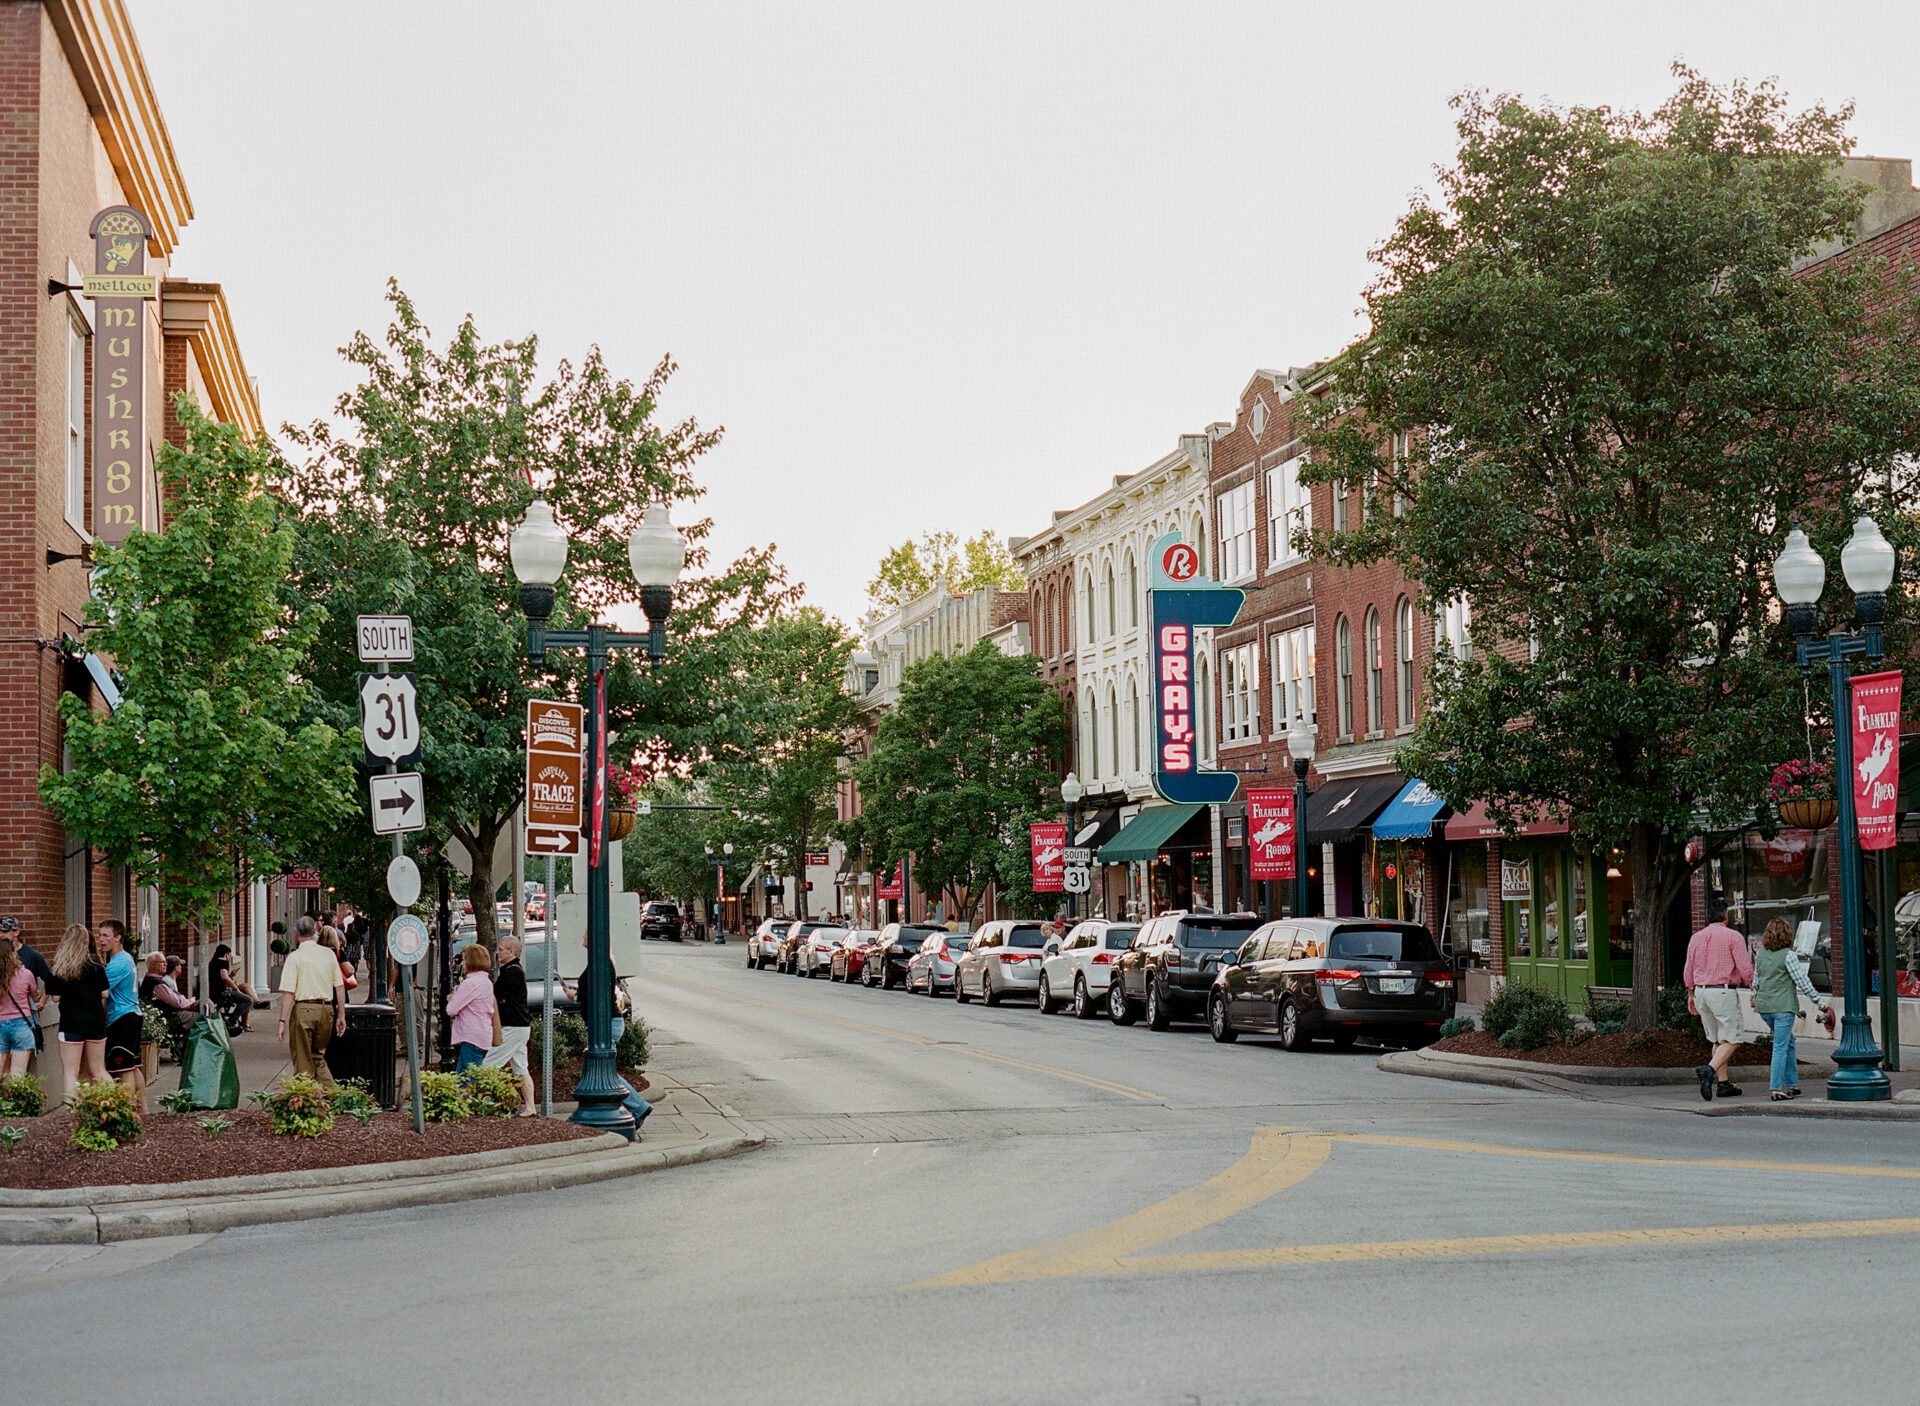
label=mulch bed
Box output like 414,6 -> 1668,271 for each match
0,1110 -> 603,1192
546,1057 -> 649,1102
1431,1028 -> 1771,1069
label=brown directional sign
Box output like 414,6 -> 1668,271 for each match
525,698 -> 584,857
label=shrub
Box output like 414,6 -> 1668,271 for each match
460,1065 -> 520,1118
0,1073 -> 46,1119
1593,1019 -> 1627,1038
1586,996 -> 1631,1028
1656,986 -> 1707,1041
529,1011 -> 590,1070
1437,1015 -> 1476,1039
255,1075 -> 335,1138
616,1016 -> 650,1072
270,919 -> 288,935
0,1126 -> 23,1155
330,1080 -> 379,1120
197,1114 -> 235,1139
419,1071 -> 471,1123
158,1088 -> 196,1116
69,1079 -> 141,1150
139,1004 -> 172,1046
1482,982 -> 1573,1051
270,937 -> 291,955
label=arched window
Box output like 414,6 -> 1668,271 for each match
1438,595 -> 1471,663
1336,616 -> 1353,737
1395,597 -> 1415,726
1080,572 -> 1094,644
1102,560 -> 1117,638
1085,693 -> 1100,777
1127,675 -> 1141,771
1195,653 -> 1212,763
1123,549 -> 1139,628
1106,682 -> 1120,780
1192,516 -> 1209,578
1364,608 -> 1383,734
1059,586 -> 1070,655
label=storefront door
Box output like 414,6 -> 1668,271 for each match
1503,846 -> 1610,1008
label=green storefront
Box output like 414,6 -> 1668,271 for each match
1498,840 -> 1635,1009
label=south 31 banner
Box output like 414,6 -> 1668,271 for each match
1147,531 -> 1245,805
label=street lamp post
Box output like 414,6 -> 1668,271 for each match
1288,719 -> 1317,920
1772,517 -> 1896,1103
1061,770 -> 1084,921
512,496 -> 686,1139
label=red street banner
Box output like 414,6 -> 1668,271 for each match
1850,669 -> 1903,851
1246,788 -> 1297,881
877,862 -> 904,901
1030,822 -> 1066,892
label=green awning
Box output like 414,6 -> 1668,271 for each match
1099,803 -> 1203,864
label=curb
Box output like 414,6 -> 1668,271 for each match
0,1127 -> 765,1245
1377,1048 -> 1700,1088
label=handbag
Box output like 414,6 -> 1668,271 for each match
5,986 -> 41,1053
491,1005 -> 504,1048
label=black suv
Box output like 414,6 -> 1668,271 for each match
1109,911 -> 1265,1031
641,901 -> 684,941
1207,917 -> 1454,1050
862,922 -> 946,989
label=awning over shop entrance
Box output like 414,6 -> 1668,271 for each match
1371,779 -> 1450,841
1443,800 -> 1570,841
1099,803 -> 1203,864
1303,773 -> 1405,847
81,653 -> 121,711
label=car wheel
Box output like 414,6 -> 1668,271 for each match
1146,978 -> 1170,1031
1108,980 -> 1136,1025
1074,975 -> 1097,1020
1037,974 -> 1055,1014
1209,993 -> 1239,1044
747,951 -> 756,969
955,973 -> 972,1004
1278,999 -> 1308,1052
982,973 -> 1001,1007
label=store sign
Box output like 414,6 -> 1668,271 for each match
1030,822 -> 1066,893
90,205 -> 154,543
1499,857 -> 1532,901
285,867 -> 321,890
1147,531 -> 1245,805
1246,788 -> 1296,881
1850,670 -> 1903,851
805,852 -> 832,867
877,862 -> 904,901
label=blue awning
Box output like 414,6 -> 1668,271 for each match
82,653 -> 122,711
1371,778 -> 1450,841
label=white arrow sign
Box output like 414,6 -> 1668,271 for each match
527,827 -> 581,856
369,771 -> 426,835
360,673 -> 421,765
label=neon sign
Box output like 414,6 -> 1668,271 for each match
1147,530 -> 1245,805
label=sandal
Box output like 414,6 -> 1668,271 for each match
1771,1090 -> 1792,1101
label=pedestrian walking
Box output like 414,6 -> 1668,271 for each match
45,921 -> 107,1086
483,935 -> 536,1114
320,926 -> 358,994
0,930 -> 44,1075
97,918 -> 145,1112
1683,905 -> 1754,1100
447,943 -> 497,1074
277,915 -> 345,1087
1752,917 -> 1831,1102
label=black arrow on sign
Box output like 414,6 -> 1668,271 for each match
378,789 -> 418,818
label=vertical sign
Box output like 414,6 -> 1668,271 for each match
877,862 -> 904,901
1500,857 -> 1532,901
1030,822 -> 1066,893
1850,670 -> 1904,851
525,698 -> 585,856
1246,788 -> 1296,881
89,206 -> 154,543
1147,531 -> 1246,805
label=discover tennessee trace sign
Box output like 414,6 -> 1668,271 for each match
1147,531 -> 1245,805
525,698 -> 585,856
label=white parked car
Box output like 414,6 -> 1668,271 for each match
1038,919 -> 1140,1018
794,921 -> 849,977
954,920 -> 1050,1006
748,918 -> 791,970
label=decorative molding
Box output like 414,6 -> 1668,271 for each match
160,280 -> 263,438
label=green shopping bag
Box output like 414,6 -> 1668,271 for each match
178,1013 -> 239,1110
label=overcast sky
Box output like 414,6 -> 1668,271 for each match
132,1 -> 1920,626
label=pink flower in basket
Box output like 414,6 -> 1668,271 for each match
611,760 -> 648,808
1767,757 -> 1833,803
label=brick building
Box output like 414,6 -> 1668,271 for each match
1,0 -> 266,1042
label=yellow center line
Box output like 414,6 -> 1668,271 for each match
647,968 -> 1163,1103
1323,1130 -> 1920,1180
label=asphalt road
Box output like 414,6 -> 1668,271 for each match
8,938 -> 1920,1406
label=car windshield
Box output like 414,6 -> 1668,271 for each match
1329,928 -> 1443,963
1007,925 -> 1046,949
1102,926 -> 1139,947
1176,917 -> 1263,950
895,926 -> 941,948
650,904 -> 679,918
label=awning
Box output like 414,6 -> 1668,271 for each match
1443,800 -> 1570,841
1071,806 -> 1122,852
1099,803 -> 1203,864
82,653 -> 121,711
1303,773 -> 1405,847
1371,779 -> 1451,841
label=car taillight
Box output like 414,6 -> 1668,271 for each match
1092,952 -> 1117,965
1318,969 -> 1363,983
1001,953 -> 1032,963
1165,952 -> 1184,969
1427,970 -> 1455,986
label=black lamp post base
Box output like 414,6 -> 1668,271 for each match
1827,1017 -> 1893,1102
570,1090 -> 639,1139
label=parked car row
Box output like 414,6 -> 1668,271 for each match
745,911 -> 1455,1049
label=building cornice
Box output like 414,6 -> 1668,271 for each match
45,0 -> 193,253
160,280 -> 263,438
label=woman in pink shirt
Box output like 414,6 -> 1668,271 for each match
0,934 -> 44,1075
446,944 -> 497,1074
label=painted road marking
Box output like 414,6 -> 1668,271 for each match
648,968 -> 1163,1103
917,1125 -> 1920,1288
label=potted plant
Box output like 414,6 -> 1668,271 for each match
1770,757 -> 1837,830
605,759 -> 647,842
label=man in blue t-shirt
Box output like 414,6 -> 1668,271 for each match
98,918 -> 146,1112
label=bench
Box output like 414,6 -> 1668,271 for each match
1584,985 -> 1632,1014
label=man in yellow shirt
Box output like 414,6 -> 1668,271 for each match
277,915 -> 345,1086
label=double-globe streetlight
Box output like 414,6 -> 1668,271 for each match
1060,770 -> 1085,920
1771,515 -> 1897,1103
1287,718 -> 1317,919
511,496 -> 687,1138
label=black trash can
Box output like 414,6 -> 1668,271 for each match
324,1001 -> 399,1109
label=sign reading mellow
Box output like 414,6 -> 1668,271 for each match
1148,530 -> 1245,805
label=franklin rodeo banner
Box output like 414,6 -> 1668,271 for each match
1147,531 -> 1246,805
1850,669 -> 1903,851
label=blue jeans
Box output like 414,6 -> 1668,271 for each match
1764,1010 -> 1798,1091
453,1042 -> 487,1073
0,1016 -> 34,1053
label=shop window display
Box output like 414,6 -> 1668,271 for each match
1447,849 -> 1490,969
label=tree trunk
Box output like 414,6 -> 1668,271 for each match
1627,821 -> 1664,1032
793,835 -> 809,920
468,812 -> 504,951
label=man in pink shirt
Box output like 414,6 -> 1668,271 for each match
1684,905 -> 1754,1100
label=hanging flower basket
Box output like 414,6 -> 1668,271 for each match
1770,758 -> 1836,831
1778,797 -> 1837,830
605,809 -> 637,842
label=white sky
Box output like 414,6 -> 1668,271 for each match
133,1 -> 1920,625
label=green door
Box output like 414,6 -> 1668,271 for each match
1503,847 -> 1600,1008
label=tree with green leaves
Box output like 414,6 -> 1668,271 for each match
850,642 -> 1067,926
281,284 -> 790,951
866,529 -> 1025,611
1301,70 -> 1920,1029
42,400 -> 353,973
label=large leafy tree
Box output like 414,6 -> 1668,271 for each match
43,400 -> 353,966
1302,70 -> 1920,1027
282,284 -> 788,950
866,529 -> 1024,610
851,643 -> 1067,926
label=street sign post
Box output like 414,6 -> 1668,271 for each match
369,771 -> 426,835
355,615 -> 415,664
386,855 -> 421,908
387,914 -> 429,966
359,672 -> 422,766
525,699 -> 585,857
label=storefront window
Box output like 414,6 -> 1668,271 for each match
1711,828 -> 1833,947
1540,863 -> 1561,959
1607,866 -> 1634,961
1571,858 -> 1590,959
1448,848 -> 1489,969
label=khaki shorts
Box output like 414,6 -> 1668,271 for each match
1695,986 -> 1744,1044
483,1025 -> 530,1076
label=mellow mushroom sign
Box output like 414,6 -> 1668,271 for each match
1148,531 -> 1245,805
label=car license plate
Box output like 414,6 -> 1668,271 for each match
1376,977 -> 1416,995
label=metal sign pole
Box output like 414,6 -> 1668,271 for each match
401,960 -> 423,1134
542,854 -> 555,1117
